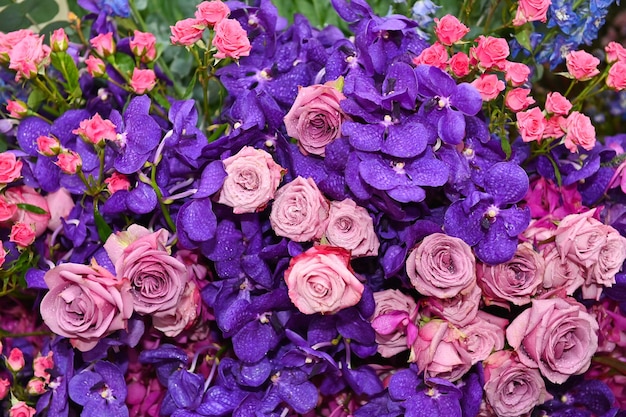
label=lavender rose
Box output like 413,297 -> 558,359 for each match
40,261 -> 133,351
324,199 -> 379,258
270,176 -> 329,242
459,311 -> 507,364
506,297 -> 599,383
370,289 -> 417,358
554,209 -> 607,268
216,146 -> 285,214
406,233 -> 476,299
540,244 -> 584,297
152,282 -> 199,337
424,284 -> 482,327
586,228 -> 626,292
284,245 -> 364,315
284,80 -> 348,156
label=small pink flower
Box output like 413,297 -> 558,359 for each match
324,199 -> 379,258
542,115 -> 567,139
563,111 -> 595,152
26,378 -> 46,395
33,351 -> 54,382
9,401 -> 35,417
412,42 -> 448,69
130,68 -> 157,94
449,52 -> 470,77
85,55 -> 106,77
607,61 -> 626,91
504,61 -> 531,86
6,100 -> 28,119
473,35 -> 509,70
512,0 -> 551,26
10,222 -> 36,247
170,18 -> 205,46
0,29 -> 35,62
212,18 -> 251,60
434,15 -> 470,45
7,347 -> 25,371
105,172 -> 131,194
89,32 -> 115,56
8,34 -> 50,81
0,378 -> 9,400
73,113 -> 117,145
0,196 -> 17,222
505,88 -> 535,112
55,150 -> 82,174
516,107 -> 546,143
471,73 -> 505,101
0,152 -> 23,184
566,50 -> 600,81
545,92 -> 572,115
195,0 -> 230,27
0,242 -> 6,268
36,135 -> 60,156
605,41 -> 626,63
50,28 -> 69,52
130,30 -> 157,62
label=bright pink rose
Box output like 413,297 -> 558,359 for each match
506,297 -> 599,383
130,30 -> 157,62
470,73 -> 505,101
89,32 -> 115,56
26,379 -> 46,395
566,50 -> 600,81
412,42 -> 448,69
541,244 -> 585,297
370,289 -> 417,357
483,350 -> 551,417
130,68 -> 157,94
424,284 -> 482,327
607,61 -> 626,90
0,378 -> 10,400
212,18 -> 251,60
55,150 -> 82,174
542,115 -> 567,139
195,0 -> 230,26
460,311 -> 507,364
45,187 -> 74,231
8,34 -> 50,81
6,99 -> 27,119
605,41 -> 626,63
217,146 -> 285,213
284,81 -> 348,156
104,172 -> 131,194
473,36 -> 509,70
85,55 -> 106,77
434,15 -> 470,45
152,281 -> 199,337
284,245 -> 364,315
564,111 -> 596,152
512,0 -> 551,25
0,195 -> 17,222
0,29 -> 35,61
449,52 -> 470,77
50,28 -> 68,52
406,233 -> 476,299
7,347 -> 24,371
0,152 -> 22,184
170,18 -> 205,46
0,242 -> 6,268
10,222 -> 36,247
504,61 -> 531,86
323,199 -> 379,258
477,243 -> 544,307
40,261 -> 133,351
545,91 -> 572,115
4,185 -> 50,236
9,401 -> 36,417
516,106 -> 546,143
269,176 -> 329,242
33,352 -> 54,382
73,113 -> 117,145
505,88 -> 535,112
37,135 -> 60,156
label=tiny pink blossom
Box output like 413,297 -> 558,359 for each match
85,55 -> 106,77
504,61 -> 531,86
73,113 -> 117,145
130,30 -> 157,62
516,107 -> 546,143
130,68 -> 157,94
10,222 -> 36,247
0,242 -> 6,268
607,61 -> 626,91
505,88 -> 535,112
545,92 -> 572,115
412,42 -> 448,69
566,50 -> 600,81
105,172 -> 131,194
89,32 -> 115,56
6,100 -> 28,119
471,73 -> 505,101
170,18 -> 205,46
564,111 -> 595,152
195,0 -> 230,27
37,135 -> 60,156
55,150 -> 82,174
449,52 -> 470,77
605,41 -> 626,63
7,347 -> 25,371
50,28 -> 69,52
434,15 -> 470,45
0,152 -> 23,184
512,0 -> 551,26
212,18 -> 252,60
473,35 -> 509,70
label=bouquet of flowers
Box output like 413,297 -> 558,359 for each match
0,0 -> 626,415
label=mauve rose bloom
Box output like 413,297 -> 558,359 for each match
216,146 -> 285,214
506,297 -> 599,383
284,81 -> 348,157
477,242 -> 544,307
324,199 -> 379,258
424,284 -> 482,327
284,245 -> 364,315
270,176 -> 329,242
554,210 -> 607,268
370,289 -> 417,357
152,281 -> 199,337
587,228 -> 626,290
406,233 -> 476,299
45,187 -> 74,231
40,261 -> 133,351
212,18 -> 251,60
540,244 -> 584,296
483,350 -> 550,417
459,311 -> 507,364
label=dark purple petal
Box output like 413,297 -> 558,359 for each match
178,198 -> 217,242
34,157 -> 60,192
126,183 -> 157,214
195,160 -> 226,198
346,154 -> 372,199
125,114 -> 162,154
17,117 -> 50,156
345,122 -> 384,152
343,365 -> 384,396
388,368 -> 421,401
233,320 -> 279,363
276,379 -> 317,414
405,151 -> 449,187
484,162 -> 529,205
438,110 -> 466,145
337,309 -> 375,344
382,123 -> 429,158
26,268 -> 47,289
359,157 -> 403,190
388,184 -> 426,203
415,65 -> 455,98
236,358 -> 272,387
443,201 -> 485,246
168,370 -> 204,410
114,148 -> 149,174
381,244 -> 407,278
51,109 -> 90,145
499,206 -> 530,237
474,219 -> 519,265
451,83 -> 483,116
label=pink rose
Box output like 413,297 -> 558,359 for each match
504,61 -> 531,86
73,113 -> 117,145
370,289 -> 417,357
0,195 -> 17,222
605,41 -> 626,63
566,50 -> 600,81
0,378 -> 9,400
585,228 -> 626,299
8,34 -> 50,81
195,0 -> 230,26
406,233 -> 476,299
44,187 -> 74,231
9,401 -> 36,417
6,99 -> 27,118
170,18 -> 205,46
545,92 -> 572,115
460,311 -> 507,364
0,242 -> 6,268
89,32 -> 115,56
284,245 -> 364,315
85,55 -> 106,77
152,281 -> 199,337
40,261 -> 133,351
33,351 -> 54,382
424,284 -> 482,327
7,347 -> 25,371
607,61 -> 626,91
539,244 -> 584,299
50,28 -> 68,52
212,18 -> 251,60
0,29 -> 35,61
4,185 -> 50,236
55,150 -> 82,174
449,52 -> 470,77
483,350 -> 551,417
105,172 -> 131,194
10,222 -> 35,247
477,243 -> 544,307
130,30 -> 157,62
434,15 -> 470,45
37,135 -> 60,156
0,152 -> 22,184
473,36 -> 509,70
543,114 -> 567,139
270,176 -> 329,242
505,88 -> 535,112
506,297 -> 599,383
512,0 -> 551,25
323,199 -> 379,258
554,210 -> 607,268
516,106 -> 546,143
217,146 -> 285,213
470,73 -> 505,101
26,379 -> 46,395
412,42 -> 448,69
284,81 -> 348,156
130,68 -> 157,94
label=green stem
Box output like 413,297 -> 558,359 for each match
150,163 -> 176,232
483,0 -> 502,33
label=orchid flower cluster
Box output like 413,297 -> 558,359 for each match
0,0 -> 625,416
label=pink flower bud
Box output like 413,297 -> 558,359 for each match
85,55 -> 106,77
130,68 -> 157,94
130,30 -> 157,62
55,150 -> 82,174
36,135 -> 60,156
6,100 -> 28,119
9,401 -> 36,417
26,378 -> 46,395
105,172 -> 131,194
0,378 -> 9,400
7,347 -> 25,372
51,28 -> 69,52
89,32 -> 115,56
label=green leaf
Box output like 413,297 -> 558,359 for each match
93,204 -> 113,243
593,355 -> 626,375
113,53 -> 136,77
500,135 -> 512,159
0,0 -> 12,6
27,88 -> 46,110
51,52 -> 81,100
134,0 -> 148,11
0,5 -> 31,32
22,0 -> 60,24
514,26 -> 533,52
16,203 -> 48,215
182,75 -> 197,100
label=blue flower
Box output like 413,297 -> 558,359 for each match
77,0 -> 130,18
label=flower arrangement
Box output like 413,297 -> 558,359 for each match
0,0 -> 626,416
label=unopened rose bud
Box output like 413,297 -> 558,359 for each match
7,348 -> 25,372
51,28 -> 69,52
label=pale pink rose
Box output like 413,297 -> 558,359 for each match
85,55 -> 106,77
8,34 -> 50,81
45,188 -> 74,231
0,29 -> 35,61
4,185 -> 50,236
406,233 -> 476,299
0,152 -> 22,184
566,50 -> 600,81
449,52 -> 470,77
40,261 -> 133,351
195,0 -> 230,26
554,210 -> 607,268
217,146 -> 285,213
212,18 -> 251,60
505,88 -> 535,112
170,18 -> 206,46
130,68 -> 157,95
512,0 -> 551,25
460,311 -> 507,364
7,347 -> 24,371
477,243 -> 544,307
89,32 -> 115,56
26,379 -> 46,395
130,30 -> 157,62
434,15 -> 470,45
541,244 -> 584,296
152,281 -> 199,337
50,28 -> 68,52
10,222 -> 36,247
605,41 -> 626,63
103,223 -> 153,263
584,228 -> 626,299
284,81 -> 348,157
6,99 -> 27,119
270,176 -> 329,242
483,350 -> 551,417
545,92 -> 572,115
504,61 -> 531,86
473,36 -> 509,70
0,378 -> 10,400
471,73 -> 505,101
543,115 -> 567,139
607,61 -> 626,91
412,42 -> 448,69
284,245 -> 364,315
564,111 -> 596,152
33,351 -> 54,382
424,284 -> 482,327
0,195 -> 17,222
370,289 -> 417,357
73,113 -> 117,145
55,150 -> 82,174
516,106 -> 546,143
9,401 -> 36,417
506,297 -> 599,383
37,135 -> 60,156
323,199 -> 379,258
104,172 -> 131,194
